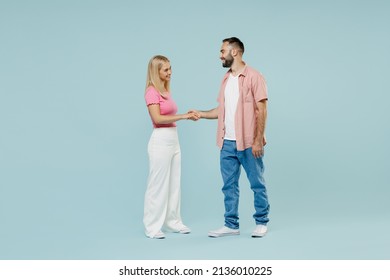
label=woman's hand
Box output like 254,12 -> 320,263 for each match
186,111 -> 201,121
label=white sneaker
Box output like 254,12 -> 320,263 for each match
251,225 -> 267,238
176,226 -> 191,234
164,225 -> 191,234
148,230 -> 165,239
208,226 -> 240,238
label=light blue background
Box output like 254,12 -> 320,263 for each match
1,0 -> 389,259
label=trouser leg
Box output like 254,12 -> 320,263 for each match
220,140 -> 241,229
143,132 -> 174,237
163,144 -> 184,231
239,147 -> 270,225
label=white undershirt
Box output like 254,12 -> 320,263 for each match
224,73 -> 239,140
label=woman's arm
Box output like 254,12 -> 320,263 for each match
148,104 -> 198,124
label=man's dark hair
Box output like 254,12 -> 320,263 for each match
223,37 -> 245,54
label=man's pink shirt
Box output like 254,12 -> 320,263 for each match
216,65 -> 268,151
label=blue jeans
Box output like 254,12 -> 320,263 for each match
220,140 -> 270,229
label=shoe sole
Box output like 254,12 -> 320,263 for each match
146,234 -> 166,239
251,233 -> 266,238
208,232 -> 240,238
147,236 -> 165,239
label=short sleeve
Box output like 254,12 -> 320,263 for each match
145,87 -> 160,106
253,73 -> 268,102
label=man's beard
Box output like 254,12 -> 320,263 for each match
222,53 -> 234,68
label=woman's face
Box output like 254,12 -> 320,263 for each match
159,62 -> 171,82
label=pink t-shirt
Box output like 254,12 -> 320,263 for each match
145,86 -> 177,128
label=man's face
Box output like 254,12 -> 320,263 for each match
220,42 -> 234,68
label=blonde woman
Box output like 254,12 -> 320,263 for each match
143,55 -> 198,239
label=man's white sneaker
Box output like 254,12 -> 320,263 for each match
251,225 -> 267,238
208,226 -> 240,238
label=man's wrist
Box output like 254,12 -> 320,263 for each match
253,138 -> 264,146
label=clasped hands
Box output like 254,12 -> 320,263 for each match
186,110 -> 201,121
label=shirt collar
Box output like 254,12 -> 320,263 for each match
223,64 -> 248,82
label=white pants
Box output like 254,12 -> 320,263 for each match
143,127 -> 185,238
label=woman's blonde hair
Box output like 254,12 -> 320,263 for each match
145,55 -> 170,94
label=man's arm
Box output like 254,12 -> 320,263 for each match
252,99 -> 267,158
189,107 -> 219,119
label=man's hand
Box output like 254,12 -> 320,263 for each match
188,109 -> 201,120
252,140 -> 265,158
252,136 -> 267,158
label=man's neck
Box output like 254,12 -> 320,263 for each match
230,60 -> 246,76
